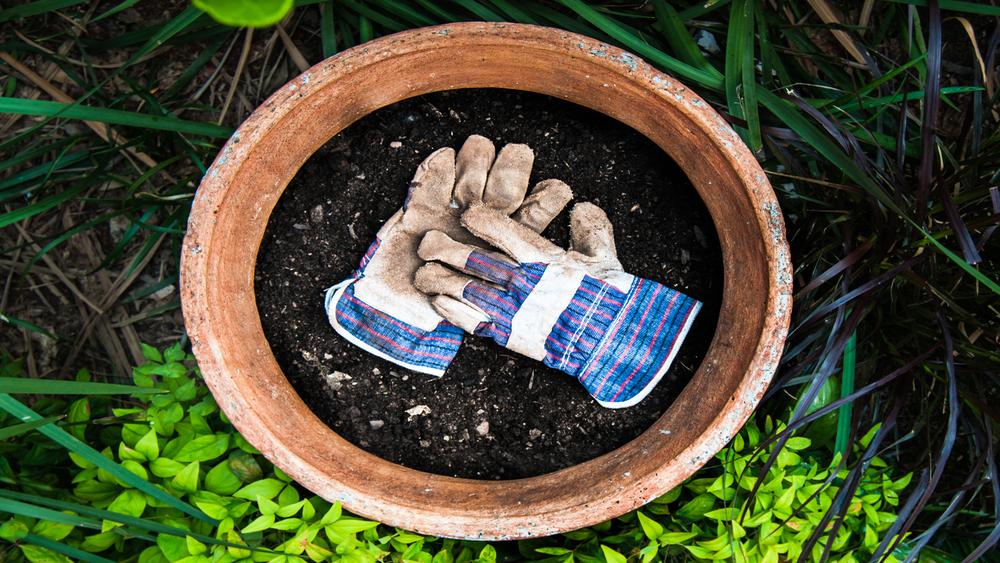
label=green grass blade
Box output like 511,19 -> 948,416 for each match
757,87 -> 1000,295
123,5 -> 206,68
826,86 -> 982,113
0,378 -> 165,395
22,534 -> 116,563
0,182 -> 88,229
725,0 -> 761,151
164,34 -> 230,100
0,0 -> 85,23
0,416 -> 62,440
0,497 -> 100,529
521,3 -> 610,39
885,0 -> 1000,16
0,394 -> 214,524
740,2 -> 760,152
0,490 -> 276,553
22,533 -> 113,563
123,277 -> 178,304
0,314 -> 56,338
754,0 -> 792,87
650,0 -> 720,75
0,497 -> 154,546
374,0 -> 436,26
834,332 -> 856,456
450,0 -> 504,21
917,232 -> 1000,295
320,1 -> 337,58
92,0 -> 142,22
677,0 -> 733,20
0,151 -> 90,193
0,137 -> 77,171
559,0 -> 724,90
339,0 -> 405,32
848,127 -> 920,158
412,0 -> 460,22
359,15 -> 373,42
485,0 -> 537,23
0,97 -> 233,137
819,53 -> 927,110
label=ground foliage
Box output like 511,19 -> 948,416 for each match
1,344 -> 910,562
0,0 -> 998,561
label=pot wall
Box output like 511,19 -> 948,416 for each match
181,23 -> 792,540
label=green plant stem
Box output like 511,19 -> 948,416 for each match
835,332 -> 857,456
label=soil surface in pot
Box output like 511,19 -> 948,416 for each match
254,88 -> 723,479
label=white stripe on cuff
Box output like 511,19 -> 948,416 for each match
506,264 -> 586,361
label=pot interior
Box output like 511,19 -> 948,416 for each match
254,87 -> 725,480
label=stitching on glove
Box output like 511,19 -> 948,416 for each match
576,277 -> 642,387
556,282 -> 609,371
543,275 -> 625,373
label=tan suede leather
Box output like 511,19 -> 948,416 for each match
333,135 -> 572,333
413,202 -> 633,333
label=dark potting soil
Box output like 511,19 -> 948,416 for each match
254,89 -> 723,479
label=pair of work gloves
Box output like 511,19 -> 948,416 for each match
325,135 -> 701,408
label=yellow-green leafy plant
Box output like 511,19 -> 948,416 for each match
1,344 -> 912,563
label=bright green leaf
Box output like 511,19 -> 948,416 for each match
0,519 -> 29,541
171,461 -> 200,493
193,0 -> 293,27
135,429 -> 160,461
241,513 -> 275,534
204,461 -> 241,495
234,478 -> 285,501
601,545 -> 626,563
636,511 -> 663,540
174,434 -> 229,463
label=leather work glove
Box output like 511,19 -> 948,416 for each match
325,135 -> 572,376
413,202 -> 701,408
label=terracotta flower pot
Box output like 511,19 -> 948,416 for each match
181,22 -> 792,540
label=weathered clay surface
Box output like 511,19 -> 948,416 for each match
180,23 -> 792,540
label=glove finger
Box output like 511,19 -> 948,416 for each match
373,208 -> 404,241
569,202 -> 618,261
483,143 -> 533,215
405,147 -> 455,211
413,262 -> 474,300
462,204 -> 563,264
419,230 -> 519,285
511,179 -> 573,233
430,295 -> 489,333
453,135 -> 495,207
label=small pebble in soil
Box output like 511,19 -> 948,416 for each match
405,405 -> 431,418
476,421 -> 490,436
310,205 -> 324,224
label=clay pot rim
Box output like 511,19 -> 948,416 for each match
180,22 -> 792,540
